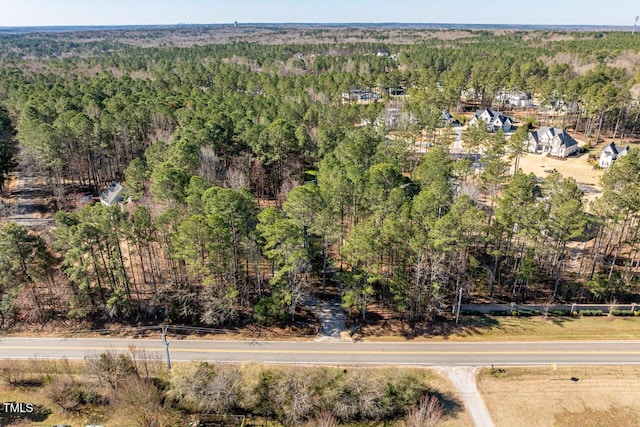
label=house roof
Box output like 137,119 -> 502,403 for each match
530,126 -> 577,148
100,182 -> 124,206
473,109 -> 496,121
603,142 -> 619,155
474,108 -> 511,125
602,142 -> 630,156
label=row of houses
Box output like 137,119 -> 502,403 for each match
525,127 -> 629,168
341,86 -> 407,104
461,88 -> 536,107
467,109 -> 629,167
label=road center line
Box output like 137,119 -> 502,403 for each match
3,345 -> 640,356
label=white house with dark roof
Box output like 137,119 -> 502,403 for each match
526,127 -> 579,159
468,108 -> 513,132
599,142 -> 629,168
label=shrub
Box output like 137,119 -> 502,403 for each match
549,310 -> 572,316
311,411 -> 338,427
403,395 -> 444,427
45,377 -> 103,413
610,309 -> 635,316
578,309 -> 603,316
459,310 -> 482,315
517,310 -> 540,316
488,310 -> 511,316
0,360 -> 28,386
488,309 -> 539,316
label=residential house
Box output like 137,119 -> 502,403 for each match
599,142 -> 629,168
440,110 -> 461,127
387,86 -> 406,97
495,90 -> 534,108
527,127 -> 579,159
469,108 -> 513,132
341,88 -> 381,104
99,182 -> 124,206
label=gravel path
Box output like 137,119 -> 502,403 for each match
439,367 -> 495,427
302,293 -> 347,340
2,151 -> 53,227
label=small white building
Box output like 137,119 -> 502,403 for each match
495,90 -> 534,108
599,142 -> 629,168
527,127 -> 579,159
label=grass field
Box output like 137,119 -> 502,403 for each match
477,366 -> 640,427
361,315 -> 640,342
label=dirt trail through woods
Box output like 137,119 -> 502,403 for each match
1,150 -> 53,227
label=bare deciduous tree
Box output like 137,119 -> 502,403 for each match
169,362 -> 242,415
114,376 -> 165,427
333,370 -> 384,422
85,350 -> 138,392
272,369 -> 314,426
402,395 -> 444,427
225,153 -> 252,189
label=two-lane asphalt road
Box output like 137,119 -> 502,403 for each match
2,337 -> 640,366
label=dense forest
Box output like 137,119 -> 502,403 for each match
1,27 -> 640,330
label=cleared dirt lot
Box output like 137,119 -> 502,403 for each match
477,366 -> 640,427
516,151 -> 604,204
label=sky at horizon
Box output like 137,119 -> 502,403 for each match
0,0 -> 638,27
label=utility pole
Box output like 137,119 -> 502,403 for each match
634,16 -> 639,35
455,288 -> 463,325
161,325 -> 171,371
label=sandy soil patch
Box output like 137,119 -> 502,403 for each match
516,151 -> 603,204
477,365 -> 640,427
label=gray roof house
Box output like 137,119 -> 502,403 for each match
99,182 -> 124,206
441,110 -> 461,127
468,108 -> 513,132
341,88 -> 381,104
599,142 -> 629,168
527,127 -> 579,159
